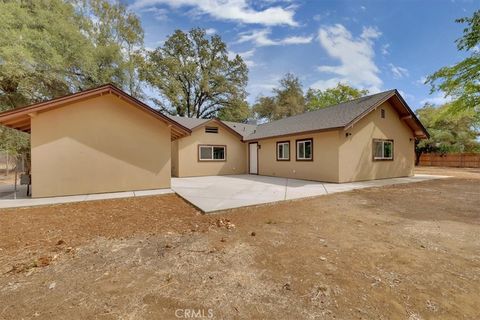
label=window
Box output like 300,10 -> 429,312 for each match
381,109 -> 385,118
205,126 -> 218,133
198,145 -> 226,161
373,139 -> 393,160
276,141 -> 290,161
296,139 -> 313,161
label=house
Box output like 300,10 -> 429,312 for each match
0,84 -> 190,198
169,117 -> 256,177
170,89 -> 428,182
0,84 -> 428,198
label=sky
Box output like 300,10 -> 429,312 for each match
125,0 -> 478,110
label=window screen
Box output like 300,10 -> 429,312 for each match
373,140 -> 393,160
198,145 -> 226,161
277,142 -> 290,160
296,139 -> 313,160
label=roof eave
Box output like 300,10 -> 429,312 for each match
189,118 -> 244,140
243,126 -> 344,142
0,84 -> 192,140
344,90 -> 429,139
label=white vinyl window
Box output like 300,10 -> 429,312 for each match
198,145 -> 226,161
277,142 -> 290,160
373,140 -> 393,160
296,139 -> 313,161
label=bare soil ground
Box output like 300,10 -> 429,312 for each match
0,169 -> 15,185
0,167 -> 479,320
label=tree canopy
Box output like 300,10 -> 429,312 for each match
415,103 -> 479,162
141,28 -> 249,121
426,10 -> 480,120
253,76 -> 368,121
0,0 -> 145,111
305,83 -> 369,111
0,0 -> 146,155
253,73 -> 305,121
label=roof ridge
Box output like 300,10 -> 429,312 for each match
167,115 -> 255,127
255,89 -> 396,128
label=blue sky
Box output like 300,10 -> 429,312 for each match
126,0 -> 478,110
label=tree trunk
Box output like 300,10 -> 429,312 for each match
415,150 -> 422,166
5,152 -> 9,176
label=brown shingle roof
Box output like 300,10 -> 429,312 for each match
168,89 -> 429,141
167,116 -> 257,139
245,90 -> 398,140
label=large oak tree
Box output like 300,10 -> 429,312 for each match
141,28 -> 249,120
0,0 -> 146,155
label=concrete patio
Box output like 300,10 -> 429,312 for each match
0,174 -> 448,211
0,183 -> 173,209
171,174 -> 448,213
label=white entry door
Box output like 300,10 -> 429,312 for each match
249,143 -> 258,174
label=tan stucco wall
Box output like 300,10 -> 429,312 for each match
338,101 -> 415,182
31,94 -> 172,197
175,124 -> 247,177
254,130 -> 341,182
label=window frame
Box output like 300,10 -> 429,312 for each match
296,138 -> 313,161
276,141 -> 290,161
198,144 -> 227,162
372,139 -> 394,161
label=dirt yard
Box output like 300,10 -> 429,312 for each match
0,169 -> 15,185
0,167 -> 479,319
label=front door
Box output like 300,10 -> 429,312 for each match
249,143 -> 258,174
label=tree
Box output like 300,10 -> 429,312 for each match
0,0 -> 146,155
252,73 -> 305,121
77,0 -> 145,98
305,83 -> 369,111
426,10 -> 480,119
274,73 -> 305,118
217,99 -> 251,122
0,0 -> 146,111
253,96 -> 278,121
415,103 -> 479,163
0,0 -> 93,109
141,28 -> 248,118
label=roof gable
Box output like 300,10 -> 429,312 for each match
168,116 -> 256,139
244,90 -> 428,140
0,84 -> 191,140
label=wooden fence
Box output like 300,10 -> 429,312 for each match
419,153 -> 480,168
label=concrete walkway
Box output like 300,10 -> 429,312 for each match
172,174 -> 448,213
0,184 -> 173,209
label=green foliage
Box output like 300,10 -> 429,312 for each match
0,127 -> 29,156
253,73 -> 305,121
274,73 -> 305,118
305,83 -> 369,111
76,0 -> 145,97
415,104 -> 479,159
253,77 -> 368,121
0,0 -> 92,109
253,96 -> 278,121
141,28 -> 248,119
0,0 -> 146,155
217,99 -> 251,122
426,10 -> 480,118
0,0 -> 145,110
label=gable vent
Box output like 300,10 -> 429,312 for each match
205,126 -> 218,133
